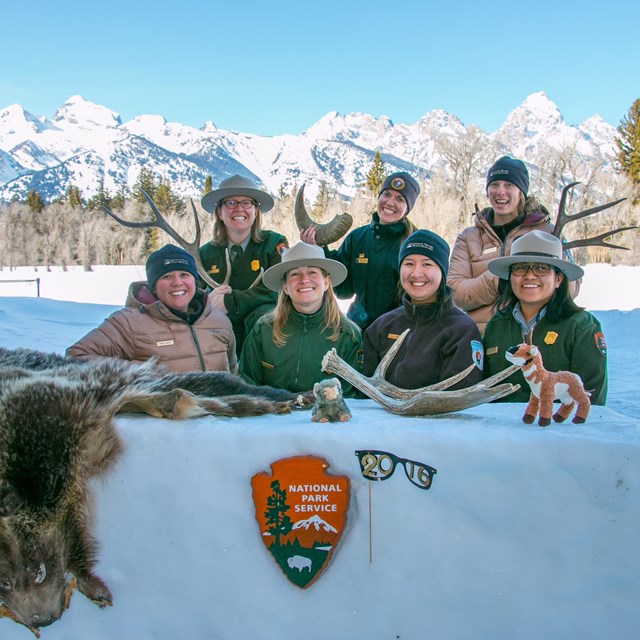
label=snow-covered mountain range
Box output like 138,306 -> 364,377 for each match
0,92 -> 620,203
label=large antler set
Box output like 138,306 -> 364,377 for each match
322,330 -> 521,415
552,181 -> 636,250
102,191 -> 264,290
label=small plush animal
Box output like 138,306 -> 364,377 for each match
505,343 -> 591,426
311,378 -> 351,423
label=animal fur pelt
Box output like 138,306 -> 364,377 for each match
0,349 -> 312,636
0,358 -> 152,635
0,347 -> 313,418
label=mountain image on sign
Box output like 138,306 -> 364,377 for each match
251,456 -> 350,588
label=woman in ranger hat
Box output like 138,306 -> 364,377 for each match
363,230 -> 483,390
482,230 -> 607,404
301,171 -> 419,331
447,156 -> 579,333
199,174 -> 289,353
239,241 -> 362,396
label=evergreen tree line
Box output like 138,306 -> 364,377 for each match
2,102 -> 640,270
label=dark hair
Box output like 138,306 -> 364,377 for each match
494,270 -> 583,321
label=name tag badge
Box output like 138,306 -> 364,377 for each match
486,346 -> 498,355
156,340 -> 175,347
482,247 -> 498,255
356,253 -> 369,264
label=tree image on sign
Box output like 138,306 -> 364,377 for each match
252,456 -> 350,588
264,480 -> 293,546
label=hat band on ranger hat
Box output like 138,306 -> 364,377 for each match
201,174 -> 275,214
486,231 -> 584,281
262,242 -> 348,292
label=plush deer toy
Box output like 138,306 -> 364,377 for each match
505,342 -> 591,426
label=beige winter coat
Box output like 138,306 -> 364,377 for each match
66,282 -> 237,373
448,200 -> 580,333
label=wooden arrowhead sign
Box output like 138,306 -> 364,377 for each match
251,455 -> 350,588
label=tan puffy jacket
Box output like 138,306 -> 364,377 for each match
66,282 -> 237,373
448,201 -> 580,333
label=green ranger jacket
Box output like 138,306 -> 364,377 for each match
326,212 -> 410,331
238,304 -> 363,397
199,231 -> 288,349
482,308 -> 607,405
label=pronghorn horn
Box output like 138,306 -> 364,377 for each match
294,184 -> 353,246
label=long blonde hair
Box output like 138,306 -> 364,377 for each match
266,275 -> 356,347
212,205 -> 265,245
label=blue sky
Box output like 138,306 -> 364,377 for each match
2,0 -> 638,136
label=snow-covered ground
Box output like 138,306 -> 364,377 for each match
0,264 -> 639,639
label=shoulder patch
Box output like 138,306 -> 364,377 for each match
471,340 -> 484,370
594,331 -> 607,356
276,242 -> 288,256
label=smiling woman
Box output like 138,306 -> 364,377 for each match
363,230 -> 484,391
300,172 -> 420,331
482,231 -> 607,405
447,156 -> 579,333
239,242 -> 362,396
199,175 -> 289,354
66,245 -> 237,373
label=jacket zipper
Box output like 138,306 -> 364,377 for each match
189,324 -> 207,371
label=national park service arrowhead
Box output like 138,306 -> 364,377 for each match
251,455 -> 350,588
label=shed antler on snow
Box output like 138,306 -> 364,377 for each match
295,184 -> 353,245
322,329 -> 520,415
102,190 -> 265,290
552,181 -> 636,251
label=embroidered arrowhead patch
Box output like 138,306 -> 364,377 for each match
251,455 -> 350,588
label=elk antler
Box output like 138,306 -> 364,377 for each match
102,191 -> 230,289
322,329 -> 520,415
295,184 -> 353,245
552,182 -> 636,251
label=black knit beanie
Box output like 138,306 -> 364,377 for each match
146,245 -> 199,291
378,172 -> 420,213
398,230 -> 450,279
486,156 -> 529,196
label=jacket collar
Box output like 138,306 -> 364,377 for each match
370,212 -> 409,237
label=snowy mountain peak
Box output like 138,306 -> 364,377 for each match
292,515 -> 337,533
52,95 -> 122,130
0,93 -> 621,203
578,114 -> 618,153
416,108 -> 466,135
0,104 -> 58,152
201,120 -> 218,133
502,91 -> 565,134
303,111 -> 344,137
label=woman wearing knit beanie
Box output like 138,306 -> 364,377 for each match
301,171 -> 420,331
447,156 -> 580,333
67,244 -> 237,373
362,230 -> 484,390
